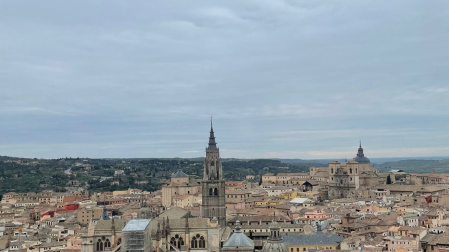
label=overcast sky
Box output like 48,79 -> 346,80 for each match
1,0 -> 449,159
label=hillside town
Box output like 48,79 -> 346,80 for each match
2,126 -> 449,252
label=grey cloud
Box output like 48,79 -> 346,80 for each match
1,0 -> 449,158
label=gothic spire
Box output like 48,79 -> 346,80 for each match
208,116 -> 217,149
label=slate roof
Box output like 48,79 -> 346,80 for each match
223,225 -> 254,248
157,206 -> 188,219
282,233 -> 344,246
94,219 -> 126,231
172,170 -> 188,178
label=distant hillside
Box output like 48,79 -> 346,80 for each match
375,159 -> 449,173
0,156 -> 308,196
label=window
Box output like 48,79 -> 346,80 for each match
170,235 -> 184,250
96,239 -> 104,251
191,234 -> 205,249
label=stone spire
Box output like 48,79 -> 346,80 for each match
208,116 -> 217,149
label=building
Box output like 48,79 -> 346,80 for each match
328,143 -> 381,199
77,206 -> 104,226
122,219 -> 152,252
161,170 -> 201,208
201,121 -> 226,227
223,220 -> 254,252
80,213 -> 126,252
261,221 -> 288,252
282,233 -> 344,251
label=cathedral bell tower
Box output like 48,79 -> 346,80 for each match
201,118 -> 226,227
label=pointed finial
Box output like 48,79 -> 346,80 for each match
359,140 -> 362,148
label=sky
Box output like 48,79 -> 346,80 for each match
1,0 -> 449,159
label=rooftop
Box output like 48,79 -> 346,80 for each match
122,219 -> 151,232
172,170 -> 188,178
282,233 -> 344,246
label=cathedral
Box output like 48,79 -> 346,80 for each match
80,121 -> 291,252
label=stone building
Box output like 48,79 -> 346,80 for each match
150,213 -> 225,252
201,121 -> 226,227
161,170 -> 201,208
80,211 -> 126,252
77,206 -> 104,226
328,143 -> 381,199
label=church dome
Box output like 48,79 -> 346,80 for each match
223,221 -> 254,248
353,143 -> 370,164
262,242 -> 289,252
262,220 -> 288,252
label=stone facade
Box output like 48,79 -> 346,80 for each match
328,144 -> 381,199
201,122 -> 226,227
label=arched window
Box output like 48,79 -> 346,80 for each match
211,161 -> 215,166
191,234 -> 205,249
331,168 -> 334,173
214,188 -> 218,196
170,237 -> 176,250
350,168 -> 352,174
199,236 -> 206,248
209,188 -> 213,196
117,238 -> 121,246
96,239 -> 104,251
105,239 -> 111,248
191,237 -> 197,248
170,235 -> 183,250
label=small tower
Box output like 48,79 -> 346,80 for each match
262,221 -> 288,252
201,118 -> 226,227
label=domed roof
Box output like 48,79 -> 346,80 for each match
262,242 -> 289,252
172,170 -> 188,178
262,220 -> 288,252
223,220 -> 254,248
353,143 -> 370,164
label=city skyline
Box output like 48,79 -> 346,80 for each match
1,1 -> 449,159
